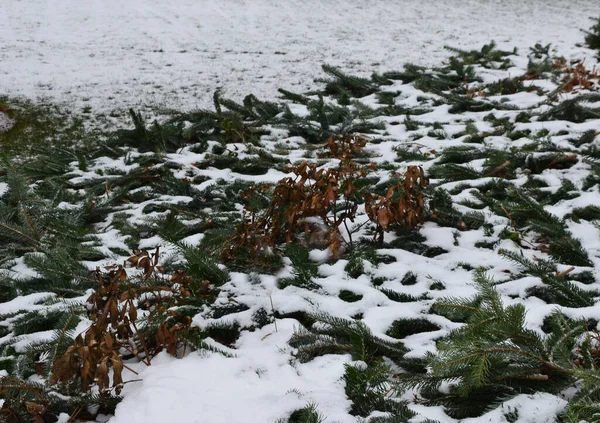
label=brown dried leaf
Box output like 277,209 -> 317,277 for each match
128,302 -> 138,322
25,402 -> 45,416
111,357 -> 124,394
377,208 -> 391,229
95,358 -> 109,393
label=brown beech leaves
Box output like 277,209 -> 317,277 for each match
225,135 -> 427,262
51,248 -> 213,397
364,166 -> 427,244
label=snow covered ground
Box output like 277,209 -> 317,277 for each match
2,2 -> 600,423
1,0 -> 599,114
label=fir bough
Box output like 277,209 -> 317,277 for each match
278,403 -> 326,423
290,314 -> 407,364
584,16 -> 600,57
395,270 -> 600,419
344,361 -> 415,420
499,249 -> 596,308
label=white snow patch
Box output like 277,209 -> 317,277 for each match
1,0 -> 597,115
109,319 -> 352,423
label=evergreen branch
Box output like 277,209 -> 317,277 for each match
0,222 -> 40,246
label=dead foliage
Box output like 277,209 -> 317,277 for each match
50,248 -> 213,397
555,59 -> 600,92
224,135 -> 427,261
463,81 -> 486,99
364,166 -> 427,244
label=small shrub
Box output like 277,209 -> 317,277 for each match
224,135 -> 427,263
51,249 -> 219,398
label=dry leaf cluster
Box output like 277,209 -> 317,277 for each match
51,248 -> 212,397
363,166 -> 427,243
225,135 -> 427,261
555,58 -> 600,92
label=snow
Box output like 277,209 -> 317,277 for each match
2,2 -> 600,423
111,320 -> 353,423
462,393 -> 568,423
0,292 -> 54,315
0,112 -> 13,132
1,0 -> 599,115
0,182 -> 8,198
